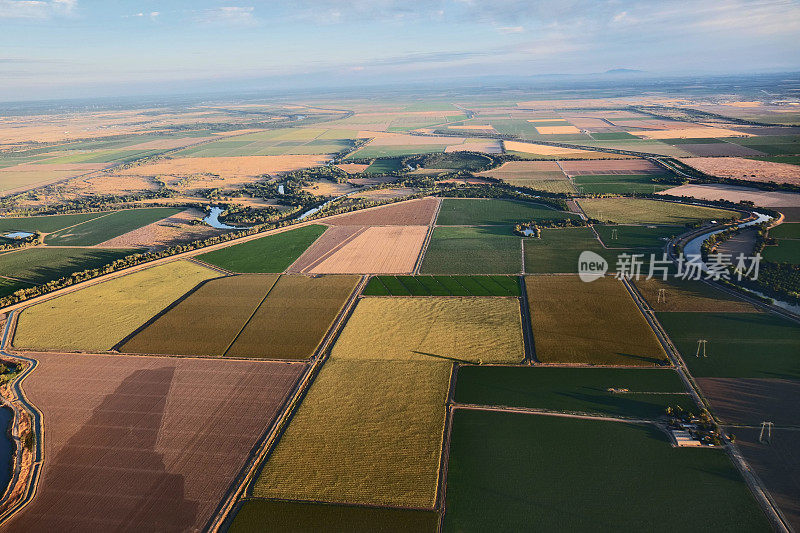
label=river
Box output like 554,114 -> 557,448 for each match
202,207 -> 246,230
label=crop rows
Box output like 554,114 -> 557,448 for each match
363,275 -> 520,296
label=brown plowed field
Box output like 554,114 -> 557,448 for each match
658,184 -> 800,207
7,353 -> 304,532
559,159 -> 662,176
697,378 -> 800,426
309,226 -> 428,274
287,226 -> 366,273
726,426 -> 800,531
324,197 -> 439,226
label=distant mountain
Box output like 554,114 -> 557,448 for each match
605,68 -> 645,74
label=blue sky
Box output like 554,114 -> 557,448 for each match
2,0 -> 800,100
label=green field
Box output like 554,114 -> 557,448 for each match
725,135 -> 800,155
634,277 -> 761,313
229,499 -> 438,533
590,132 -> 640,140
196,225 -> 326,273
13,261 -> 217,352
579,198 -> 739,224
172,128 -> 357,157
443,410 -> 770,532
364,157 -> 404,174
421,152 -> 492,171
594,224 -> 682,249
764,223 -> 800,263
119,274 -> 278,356
37,148 -> 165,164
363,275 -> 520,296
435,198 -> 575,226
420,226 -> 521,274
332,297 -> 524,364
527,275 -> 668,365
572,174 -> 672,195
0,212 -> 105,234
252,359 -> 450,508
0,247 -> 137,285
0,278 -> 29,299
657,312 -> 800,379
225,274 -> 359,359
454,366 -> 695,418
45,208 -> 182,245
523,227 -> 629,274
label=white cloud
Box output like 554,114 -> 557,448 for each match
0,0 -> 75,19
497,25 -> 524,34
196,6 -> 258,27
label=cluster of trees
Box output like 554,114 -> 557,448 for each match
513,217 -> 587,237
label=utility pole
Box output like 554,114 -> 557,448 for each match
695,339 -> 707,358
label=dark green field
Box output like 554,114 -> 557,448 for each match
657,312 -> 800,379
0,212 -> 104,234
364,157 -> 404,174
197,225 -> 326,273
420,226 -> 521,274
230,499 -> 439,533
435,198 -> 576,226
421,152 -> 492,171
0,247 -> 136,285
769,223 -> 800,239
594,224 -> 681,249
443,410 -> 770,532
725,135 -> 800,155
454,366 -> 695,419
0,278 -> 30,298
363,275 -> 520,296
748,155 -> 800,165
590,132 -> 639,140
45,208 -> 182,245
572,174 -> 672,195
763,239 -> 800,263
523,227 -> 604,274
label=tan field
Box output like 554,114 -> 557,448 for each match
444,140 -> 503,153
528,118 -> 566,122
351,187 -> 420,200
448,124 -> 497,130
503,140 -> 608,158
634,127 -> 753,139
70,173 -> 159,196
658,183 -> 800,207
559,158 -> 661,175
722,101 -> 763,108
97,208 -> 222,248
335,163 -> 371,174
123,137 -> 214,150
680,157 -> 800,185
309,225 -> 428,274
0,168 -> 100,193
326,197 -> 439,226
368,133 -> 465,146
118,155 -> 330,179
535,125 -> 581,134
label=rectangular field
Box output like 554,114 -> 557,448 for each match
308,226 -> 427,274
196,225 -> 327,273
633,277 -> 762,313
44,208 -> 183,246
251,359 -> 450,508
324,197 -> 439,226
443,410 -> 770,531
558,158 -> 662,176
593,224 -> 681,249
333,297 -> 524,364
573,174 -> 672,195
229,500 -> 439,533
578,198 -> 739,224
0,247 -> 137,285
224,274 -> 359,359
363,275 -> 520,296
420,226 -> 521,274
0,212 -> 105,234
119,275 -> 279,356
523,227 -> 606,274
435,198 -> 575,226
656,312 -> 800,379
454,366 -> 695,418
696,378 -> 800,427
526,275 -> 668,365
7,353 -> 304,532
13,261 -> 218,352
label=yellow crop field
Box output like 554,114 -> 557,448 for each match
331,297 -> 525,364
13,260 -> 217,352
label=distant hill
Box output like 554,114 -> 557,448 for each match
605,68 -> 645,74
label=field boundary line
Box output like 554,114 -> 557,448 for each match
185,257 -> 233,276
220,276 -> 281,357
518,276 -> 537,364
453,403 -> 652,424
207,276 -> 367,533
413,198 -> 441,275
298,227 -> 368,273
436,366 -> 457,531
622,277 -> 791,533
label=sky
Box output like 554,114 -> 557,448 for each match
1,0 -> 800,101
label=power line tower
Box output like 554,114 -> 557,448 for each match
759,421 -> 773,444
657,288 -> 666,304
611,228 -> 619,240
695,339 -> 707,358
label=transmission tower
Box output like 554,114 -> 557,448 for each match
657,288 -> 666,304
759,421 -> 773,443
695,339 -> 707,358
611,228 -> 619,240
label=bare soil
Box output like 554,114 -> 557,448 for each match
325,197 -> 439,226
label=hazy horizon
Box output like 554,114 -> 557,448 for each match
3,0 -> 800,102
